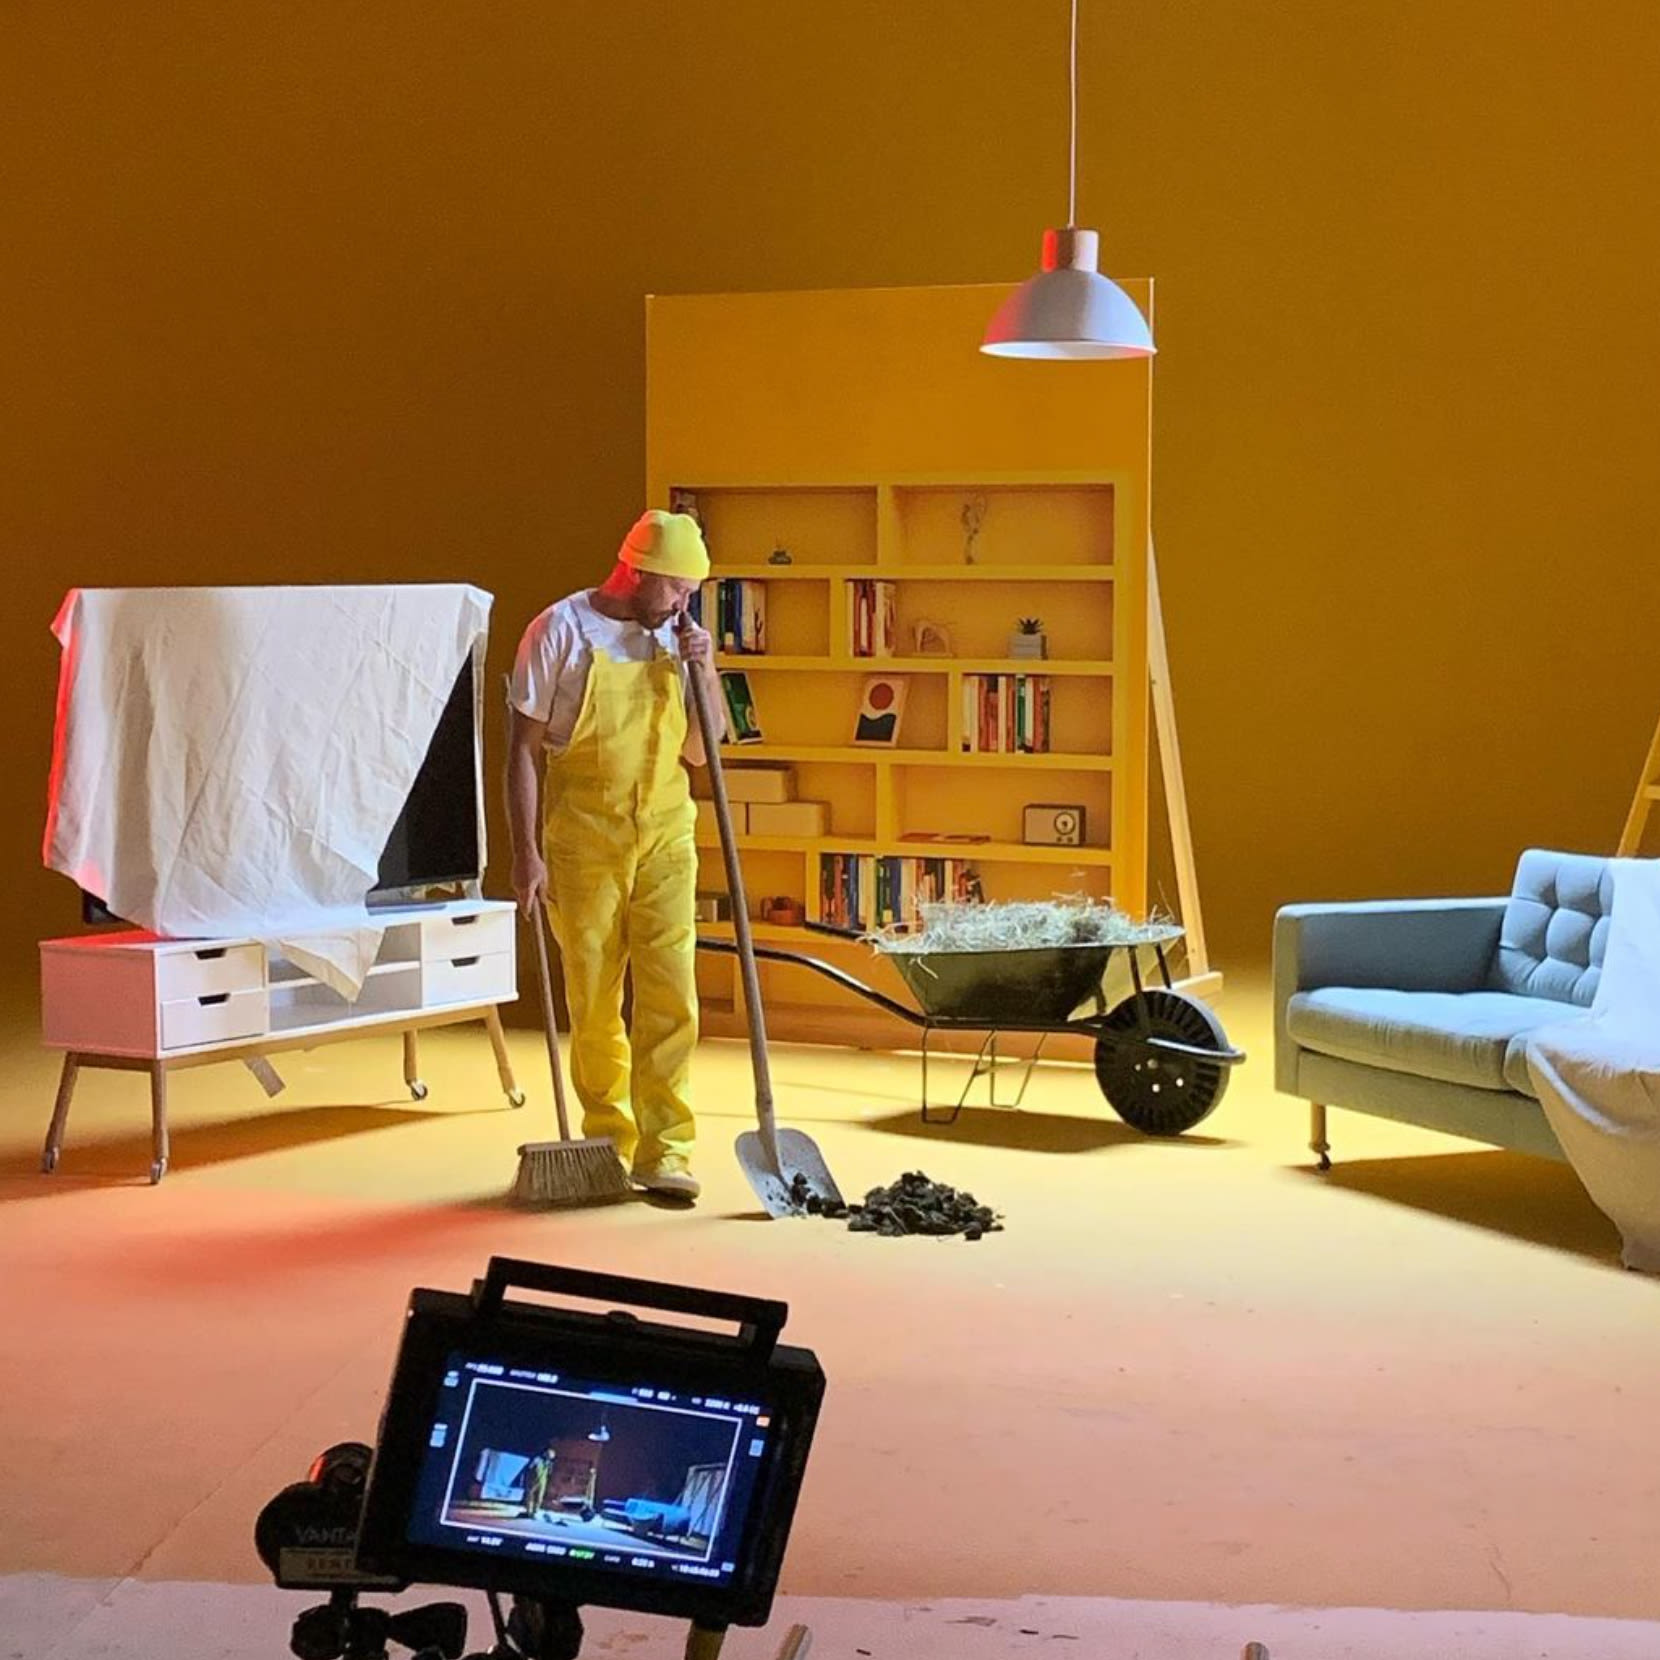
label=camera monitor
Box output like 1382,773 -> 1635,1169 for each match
357,1259 -> 823,1632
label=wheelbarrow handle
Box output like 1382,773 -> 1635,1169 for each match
696,936 -> 925,1026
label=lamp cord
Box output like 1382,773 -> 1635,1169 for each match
1068,0 -> 1078,227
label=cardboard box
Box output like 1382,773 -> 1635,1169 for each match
746,800 -> 829,838
696,800 -> 747,836
723,764 -> 796,804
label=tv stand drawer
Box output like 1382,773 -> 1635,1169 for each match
157,943 -> 265,1001
421,951 -> 515,1008
160,987 -> 269,1050
418,909 -> 514,963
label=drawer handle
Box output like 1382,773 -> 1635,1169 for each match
453,915 -> 479,927
451,956 -> 480,969
195,947 -> 228,961
199,992 -> 231,1007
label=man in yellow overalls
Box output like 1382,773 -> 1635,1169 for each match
506,510 -> 717,1201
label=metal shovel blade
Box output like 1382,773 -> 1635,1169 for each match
736,1127 -> 845,1218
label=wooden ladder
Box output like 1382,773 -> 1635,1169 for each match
1618,713 -> 1660,855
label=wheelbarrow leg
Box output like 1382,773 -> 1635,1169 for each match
919,1025 -> 968,1126
981,1032 -> 1046,1109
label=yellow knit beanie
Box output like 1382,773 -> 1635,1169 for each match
618,510 -> 710,580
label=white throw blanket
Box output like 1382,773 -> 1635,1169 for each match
1528,857 -> 1660,1272
43,585 -> 491,995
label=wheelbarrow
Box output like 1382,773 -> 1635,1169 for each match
696,922 -> 1244,1135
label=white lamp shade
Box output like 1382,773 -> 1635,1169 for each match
981,227 -> 1155,360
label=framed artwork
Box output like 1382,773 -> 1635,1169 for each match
852,674 -> 907,746
720,670 -> 763,743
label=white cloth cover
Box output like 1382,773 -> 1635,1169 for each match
43,585 -> 491,995
1527,858 -> 1660,1272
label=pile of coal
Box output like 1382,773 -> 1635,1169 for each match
789,1169 -> 1003,1240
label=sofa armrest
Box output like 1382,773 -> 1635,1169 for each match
1273,898 -> 1507,1094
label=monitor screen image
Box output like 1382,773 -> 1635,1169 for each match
406,1352 -> 778,1591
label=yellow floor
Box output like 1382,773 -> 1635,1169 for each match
1,974 -> 1654,1619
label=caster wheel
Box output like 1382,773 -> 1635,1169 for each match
507,1089 -> 526,1108
41,1146 -> 59,1175
409,1081 -> 429,1102
149,1159 -> 167,1185
1317,1153 -> 1332,1173
1095,988 -> 1232,1136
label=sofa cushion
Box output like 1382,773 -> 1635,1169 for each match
1489,848 -> 1612,1007
1287,987 -> 1584,1095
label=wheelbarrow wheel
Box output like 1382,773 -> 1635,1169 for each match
1095,988 -> 1231,1135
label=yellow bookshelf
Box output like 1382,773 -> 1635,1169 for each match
647,284 -> 1155,1054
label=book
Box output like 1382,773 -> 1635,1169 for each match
720,670 -> 763,743
692,579 -> 767,655
958,674 -> 1053,754
815,852 -> 981,932
846,579 -> 897,657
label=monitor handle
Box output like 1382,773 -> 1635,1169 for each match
472,1257 -> 786,1360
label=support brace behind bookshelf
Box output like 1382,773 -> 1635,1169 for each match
1148,541 -> 1216,996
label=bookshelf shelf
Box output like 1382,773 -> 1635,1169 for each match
717,744 -> 1114,772
717,654 -> 1112,676
712,563 -> 1114,584
694,833 -> 1113,867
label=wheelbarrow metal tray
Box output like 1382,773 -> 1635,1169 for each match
881,934 -> 1178,1025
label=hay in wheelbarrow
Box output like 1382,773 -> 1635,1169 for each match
869,899 -> 1183,1026
873,897 -> 1165,955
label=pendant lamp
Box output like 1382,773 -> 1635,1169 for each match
981,0 -> 1154,360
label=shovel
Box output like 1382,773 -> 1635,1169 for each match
682,621 -> 843,1217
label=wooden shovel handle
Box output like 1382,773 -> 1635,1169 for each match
682,626 -> 780,1165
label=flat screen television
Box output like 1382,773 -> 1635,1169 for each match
372,650 -> 482,900
80,651 -> 482,925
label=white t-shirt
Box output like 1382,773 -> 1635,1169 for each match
510,591 -> 689,754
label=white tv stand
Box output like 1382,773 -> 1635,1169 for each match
39,898 -> 523,1184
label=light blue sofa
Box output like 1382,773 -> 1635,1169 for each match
1274,849 -> 1612,1167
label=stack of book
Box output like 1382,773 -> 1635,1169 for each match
961,674 -> 1052,754
817,852 -> 978,932
693,579 -> 767,654
845,579 -> 897,657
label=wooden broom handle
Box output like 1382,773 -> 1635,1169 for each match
532,901 -> 575,1142
682,623 -> 780,1165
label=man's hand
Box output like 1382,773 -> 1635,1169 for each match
512,852 -> 549,918
675,612 -> 725,762
677,615 -> 714,669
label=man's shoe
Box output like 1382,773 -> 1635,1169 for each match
632,1162 -> 701,1201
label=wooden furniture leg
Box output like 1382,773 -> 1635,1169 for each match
149,1062 -> 170,1185
484,1007 -> 525,1106
1310,1101 -> 1331,1172
41,1053 -> 80,1174
403,1030 -> 427,1101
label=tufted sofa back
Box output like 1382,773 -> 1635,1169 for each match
1489,848 -> 1613,1007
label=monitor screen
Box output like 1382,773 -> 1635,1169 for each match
405,1351 -> 778,1592
374,652 -> 480,894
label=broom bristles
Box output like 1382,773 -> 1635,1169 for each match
513,1137 -> 633,1206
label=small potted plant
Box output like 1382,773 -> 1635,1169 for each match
1009,616 -> 1048,660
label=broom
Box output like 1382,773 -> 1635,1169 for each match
511,899 -> 634,1206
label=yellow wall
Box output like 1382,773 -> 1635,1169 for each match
5,0 -> 1658,988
